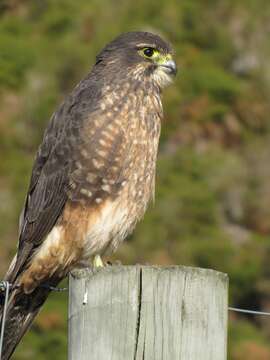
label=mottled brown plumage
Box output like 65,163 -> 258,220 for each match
0,31 -> 176,359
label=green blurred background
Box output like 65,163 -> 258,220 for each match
1,0 -> 270,358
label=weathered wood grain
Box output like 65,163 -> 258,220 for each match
68,266 -> 228,360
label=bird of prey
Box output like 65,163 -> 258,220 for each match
0,31 -> 176,359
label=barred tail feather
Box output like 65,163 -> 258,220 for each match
0,279 -> 60,360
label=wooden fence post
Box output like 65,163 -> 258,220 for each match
68,265 -> 228,360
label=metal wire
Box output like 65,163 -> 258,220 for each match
229,306 -> 270,316
0,281 -> 10,360
40,284 -> 68,292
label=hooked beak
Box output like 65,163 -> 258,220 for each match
160,59 -> 177,76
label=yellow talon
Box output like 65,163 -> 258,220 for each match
93,255 -> 104,267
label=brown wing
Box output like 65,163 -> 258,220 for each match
10,79 -> 104,282
11,122 -> 69,282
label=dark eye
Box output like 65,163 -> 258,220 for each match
143,47 -> 154,57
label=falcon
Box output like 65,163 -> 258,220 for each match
0,31 -> 176,359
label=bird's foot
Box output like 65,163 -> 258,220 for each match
93,254 -> 104,267
104,259 -> 122,266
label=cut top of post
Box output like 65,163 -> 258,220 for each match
68,265 -> 228,360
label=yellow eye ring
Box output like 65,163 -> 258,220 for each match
138,47 -> 159,60
143,47 -> 155,57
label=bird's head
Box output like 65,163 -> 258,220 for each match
95,31 -> 177,90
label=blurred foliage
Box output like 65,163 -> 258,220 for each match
0,0 -> 270,359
